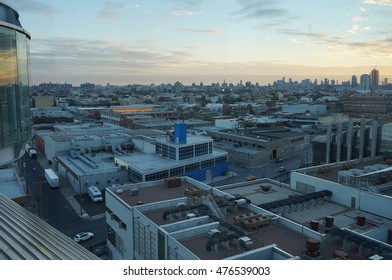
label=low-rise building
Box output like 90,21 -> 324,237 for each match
105,167 -> 392,260
206,127 -> 309,166
115,123 -> 228,182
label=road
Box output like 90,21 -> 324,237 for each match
214,153 -> 303,186
20,148 -> 310,252
22,154 -> 107,249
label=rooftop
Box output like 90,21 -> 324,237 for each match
208,127 -> 306,142
115,149 -> 227,174
299,157 -> 392,193
110,178 -> 392,260
56,152 -> 122,176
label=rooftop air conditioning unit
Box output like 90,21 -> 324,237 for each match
208,229 -> 221,237
238,237 -> 253,251
186,213 -> 196,219
116,188 -> 123,194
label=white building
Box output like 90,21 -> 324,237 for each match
105,157 -> 392,260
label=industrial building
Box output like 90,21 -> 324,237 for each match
56,151 -> 129,195
115,123 -> 228,182
34,122 -> 227,192
311,118 -> 383,165
31,107 -> 74,124
105,164 -> 392,260
205,127 -> 309,166
341,95 -> 392,118
33,122 -> 165,168
100,105 -> 179,128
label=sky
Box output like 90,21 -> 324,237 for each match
4,0 -> 392,86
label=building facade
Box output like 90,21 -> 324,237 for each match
115,123 -> 229,182
0,3 -> 31,165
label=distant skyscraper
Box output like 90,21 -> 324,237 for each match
351,75 -> 358,88
0,3 -> 31,165
360,74 -> 371,90
384,78 -> 388,85
370,68 -> 379,89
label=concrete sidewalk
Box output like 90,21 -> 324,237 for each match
37,153 -> 90,219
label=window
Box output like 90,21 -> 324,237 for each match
215,156 -> 227,165
169,146 -> 176,160
170,166 -> 183,177
179,146 -> 194,160
156,143 -> 169,157
201,159 -> 214,169
185,163 -> 199,173
195,143 -> 208,157
129,169 -> 142,183
146,170 -> 169,181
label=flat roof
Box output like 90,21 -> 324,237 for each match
110,178 -> 386,259
221,182 -> 392,233
156,134 -> 213,146
112,180 -> 195,207
116,150 -> 227,173
299,157 -> 392,193
214,142 -> 262,153
208,128 -> 306,142
56,152 -> 121,176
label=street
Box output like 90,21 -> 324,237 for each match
22,153 -> 107,250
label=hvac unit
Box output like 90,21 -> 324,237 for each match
238,237 -> 253,251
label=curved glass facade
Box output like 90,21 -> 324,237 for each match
0,3 -> 31,165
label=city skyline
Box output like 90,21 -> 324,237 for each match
4,0 -> 392,86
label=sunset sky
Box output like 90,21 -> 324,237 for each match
4,0 -> 392,86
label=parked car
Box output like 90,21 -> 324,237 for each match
275,158 -> 283,163
73,232 -> 94,243
278,167 -> 287,172
246,175 -> 256,181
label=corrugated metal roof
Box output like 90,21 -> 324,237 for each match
0,194 -> 100,260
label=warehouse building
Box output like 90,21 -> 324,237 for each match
115,123 -> 228,182
206,127 -> 309,166
105,171 -> 392,260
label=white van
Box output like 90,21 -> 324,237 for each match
88,186 -> 102,202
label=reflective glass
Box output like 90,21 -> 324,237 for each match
0,25 -> 31,150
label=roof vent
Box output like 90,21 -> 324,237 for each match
186,213 -> 196,219
116,188 -> 123,194
238,237 -> 253,251
208,229 -> 221,237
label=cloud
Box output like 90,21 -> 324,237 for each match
99,8 -> 120,21
175,28 -> 223,34
347,25 -> 362,34
172,7 -> 199,16
276,26 -> 392,59
352,16 -> 367,22
166,0 -> 202,8
98,2 -> 150,21
232,0 -> 291,21
4,0 -> 56,15
277,29 -> 326,39
362,0 -> 392,6
29,37 -> 200,84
